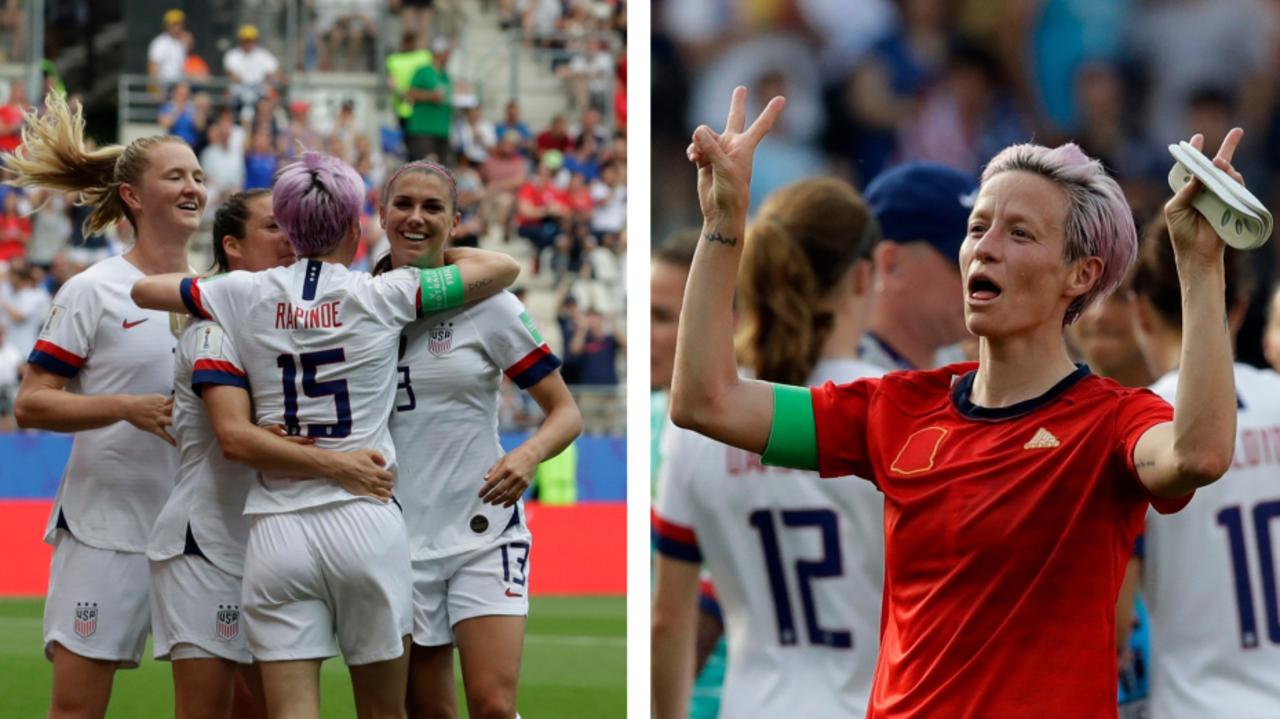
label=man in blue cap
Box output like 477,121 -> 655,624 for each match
859,162 -> 979,370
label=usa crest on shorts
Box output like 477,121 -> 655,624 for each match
215,604 -> 240,641
428,322 -> 454,356
74,602 -> 98,638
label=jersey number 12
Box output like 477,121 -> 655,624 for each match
748,508 -> 852,649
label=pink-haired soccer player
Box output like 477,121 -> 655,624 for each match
670,87 -> 1239,717
132,151 -> 520,718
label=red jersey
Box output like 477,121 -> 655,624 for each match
810,362 -> 1184,718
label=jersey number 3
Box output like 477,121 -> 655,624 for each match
748,508 -> 852,649
276,349 -> 352,438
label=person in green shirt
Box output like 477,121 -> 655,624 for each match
405,40 -> 454,164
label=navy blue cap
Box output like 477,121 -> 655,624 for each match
864,162 -> 978,266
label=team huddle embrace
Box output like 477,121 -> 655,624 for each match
7,93 -> 582,719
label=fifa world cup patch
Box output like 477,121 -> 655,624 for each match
215,604 -> 240,641
73,601 -> 98,638
429,322 -> 454,356
1023,427 -> 1060,450
890,426 -> 948,475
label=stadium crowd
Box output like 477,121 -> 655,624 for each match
0,0 -> 628,428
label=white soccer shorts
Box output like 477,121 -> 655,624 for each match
411,536 -> 532,647
241,499 -> 412,665
150,554 -> 252,664
43,530 -> 150,668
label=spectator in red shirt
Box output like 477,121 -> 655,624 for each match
0,79 -> 26,155
516,151 -> 570,260
0,191 -> 31,262
535,114 -> 572,159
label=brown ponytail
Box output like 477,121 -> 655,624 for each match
4,92 -> 184,237
735,177 -> 878,386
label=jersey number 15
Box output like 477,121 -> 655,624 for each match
276,349 -> 352,438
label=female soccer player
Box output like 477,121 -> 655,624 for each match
148,189 -> 398,718
672,87 -> 1239,717
651,177 -> 886,717
374,160 -> 582,719
6,92 -> 201,717
132,152 -> 520,719
1130,224 -> 1280,718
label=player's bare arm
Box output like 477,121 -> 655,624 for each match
203,384 -> 394,501
651,554 -> 702,719
15,364 -> 175,444
669,86 -> 785,454
130,272 -> 196,314
1133,129 -> 1241,497
479,370 -> 582,508
441,247 -> 521,303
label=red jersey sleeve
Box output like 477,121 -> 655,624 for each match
1114,387 -> 1188,514
811,377 -> 879,480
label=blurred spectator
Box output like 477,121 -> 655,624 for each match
0,191 -> 30,262
43,252 -> 78,296
201,120 -> 246,212
1265,284 -> 1280,372
562,36 -> 615,113
284,101 -> 323,158
496,99 -> 534,156
24,189 -> 70,267
0,322 -> 21,429
405,40 -> 454,163
455,102 -> 497,164
589,160 -> 625,239
189,92 -> 214,156
516,151 -> 570,259
0,79 -> 25,155
556,293 -> 582,383
318,0 -> 378,71
244,130 -> 280,190
562,134 -> 601,182
385,30 -> 433,133
479,134 -> 529,241
148,9 -> 188,85
0,0 -> 24,62
393,0 -> 435,47
327,99 -> 360,158
563,172 -> 595,228
651,229 -> 699,391
224,24 -> 281,113
0,260 -> 51,356
536,114 -> 573,158
181,31 -> 211,81
157,81 -> 200,146
568,307 -> 623,385
452,154 -> 487,248
574,107 -> 608,147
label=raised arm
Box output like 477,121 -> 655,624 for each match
668,87 -> 785,454
203,384 -> 394,500
442,247 -> 520,303
1133,129 -> 1241,497
131,272 -> 196,314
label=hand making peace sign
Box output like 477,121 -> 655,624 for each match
686,86 -> 786,224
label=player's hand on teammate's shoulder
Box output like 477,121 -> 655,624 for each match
1165,127 -> 1245,263
687,85 -> 786,224
122,393 -> 175,446
479,445 -> 538,508
330,448 -> 395,502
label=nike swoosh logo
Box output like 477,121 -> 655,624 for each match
505,589 -> 524,598
122,318 -> 149,329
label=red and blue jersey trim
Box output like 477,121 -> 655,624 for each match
179,277 -> 212,320
504,344 -> 562,390
698,577 -> 723,623
191,358 -> 248,395
651,508 -> 702,563
29,340 -> 85,378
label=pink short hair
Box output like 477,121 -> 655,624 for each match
981,143 -> 1137,325
272,151 -> 364,257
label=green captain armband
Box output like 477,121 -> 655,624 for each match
760,384 -> 819,471
418,265 -> 465,314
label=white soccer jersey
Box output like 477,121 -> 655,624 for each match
180,259 -> 454,515
391,292 -> 558,560
30,256 -> 181,552
653,359 -> 886,718
1143,363 -> 1280,718
147,320 -> 255,576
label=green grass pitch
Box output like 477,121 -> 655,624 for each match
0,596 -> 625,717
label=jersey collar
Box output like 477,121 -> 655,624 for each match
951,363 -> 1092,421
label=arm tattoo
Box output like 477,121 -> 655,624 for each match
468,277 -> 494,292
1135,459 -> 1155,470
704,232 -> 738,247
